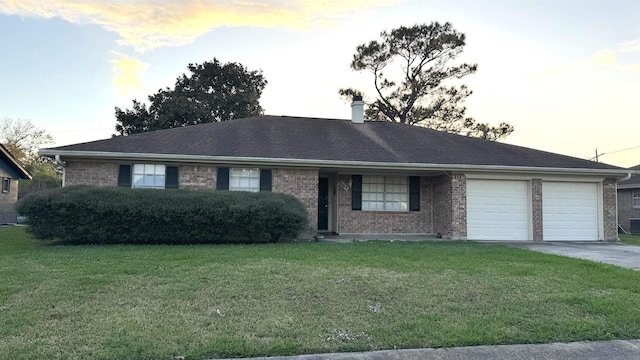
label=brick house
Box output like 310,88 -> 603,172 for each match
40,100 -> 633,241
617,165 -> 640,235
0,144 -> 32,224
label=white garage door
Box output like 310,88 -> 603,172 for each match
543,182 -> 598,241
467,180 -> 529,240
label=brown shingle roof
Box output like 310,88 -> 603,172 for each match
45,116 -> 623,171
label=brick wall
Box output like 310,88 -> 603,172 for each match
179,165 -> 217,190
272,168 -> 319,234
430,174 -> 466,239
431,175 -> 451,238
450,173 -> 467,239
65,161 -> 119,186
602,178 -> 618,241
618,188 -> 640,234
337,174 -> 433,234
531,179 -> 543,241
0,178 -> 19,223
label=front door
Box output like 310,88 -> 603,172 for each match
318,177 -> 329,230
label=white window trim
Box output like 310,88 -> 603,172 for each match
362,175 -> 409,212
1,177 -> 9,193
230,168 -> 260,192
132,164 -> 166,189
633,190 -> 640,209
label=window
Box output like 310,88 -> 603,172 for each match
1,177 -> 9,193
634,190 -> 640,208
229,168 -> 260,192
362,175 -> 408,211
132,164 -> 166,189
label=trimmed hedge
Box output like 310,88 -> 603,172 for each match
16,186 -> 309,244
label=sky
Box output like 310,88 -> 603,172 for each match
0,0 -> 638,168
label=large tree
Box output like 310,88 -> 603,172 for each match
0,117 -> 54,165
0,117 -> 61,198
115,58 -> 268,135
340,22 -> 513,141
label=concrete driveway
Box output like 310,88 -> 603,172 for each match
506,242 -> 640,271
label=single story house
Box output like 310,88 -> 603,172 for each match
617,165 -> 640,235
40,100 -> 633,241
0,144 -> 32,224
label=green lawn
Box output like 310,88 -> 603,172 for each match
619,234 -> 640,245
1,226 -> 639,360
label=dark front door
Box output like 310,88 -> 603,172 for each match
318,177 -> 329,230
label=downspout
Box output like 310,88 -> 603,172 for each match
618,173 -> 632,182
54,154 -> 66,187
615,173 -> 632,241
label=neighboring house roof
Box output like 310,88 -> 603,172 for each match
618,164 -> 640,189
41,116 -> 628,176
0,143 -> 32,179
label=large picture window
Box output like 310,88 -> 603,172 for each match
634,190 -> 640,208
230,168 -> 260,192
132,164 -> 166,189
362,175 -> 408,211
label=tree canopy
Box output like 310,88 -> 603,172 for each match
0,117 -> 61,198
0,117 -> 54,165
115,58 -> 268,135
340,22 -> 514,141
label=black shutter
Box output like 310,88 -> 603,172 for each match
351,175 -> 362,211
409,176 -> 420,211
260,169 -> 272,191
165,166 -> 179,189
217,167 -> 229,190
117,165 -> 131,187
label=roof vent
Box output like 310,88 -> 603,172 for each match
351,95 -> 364,124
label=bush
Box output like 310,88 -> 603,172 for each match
16,186 -> 309,244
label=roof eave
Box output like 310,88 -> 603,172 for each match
39,149 -> 630,178
617,184 -> 640,190
1,144 -> 32,179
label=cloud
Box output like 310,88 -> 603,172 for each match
586,49 -> 618,66
619,39 -> 640,53
534,39 -> 640,78
110,52 -> 148,96
0,0 -> 397,52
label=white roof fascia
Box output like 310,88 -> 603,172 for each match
39,149 -> 631,178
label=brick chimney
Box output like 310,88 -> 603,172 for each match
351,95 -> 364,124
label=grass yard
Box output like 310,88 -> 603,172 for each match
1,226 -> 640,360
619,234 -> 640,245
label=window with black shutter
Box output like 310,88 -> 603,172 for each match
409,176 -> 420,211
351,175 -> 362,210
117,165 -> 132,187
165,166 -> 179,189
260,169 -> 272,191
217,167 -> 230,190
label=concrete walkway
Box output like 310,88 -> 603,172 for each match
213,339 -> 640,360
506,242 -> 640,271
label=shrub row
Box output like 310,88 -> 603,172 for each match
17,186 -> 309,244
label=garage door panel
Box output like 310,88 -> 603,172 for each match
543,182 -> 598,241
467,180 -> 529,241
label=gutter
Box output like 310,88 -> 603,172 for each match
618,173 -> 632,182
39,149 -> 632,177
